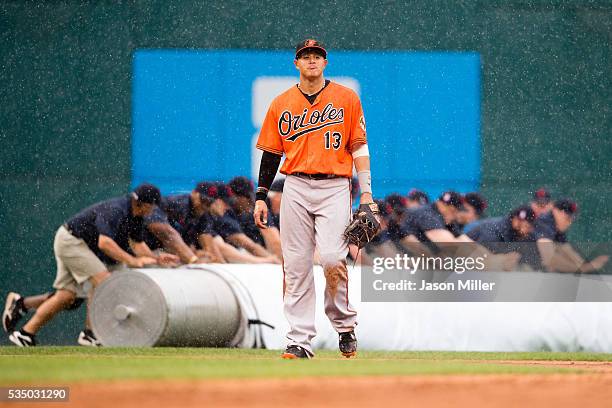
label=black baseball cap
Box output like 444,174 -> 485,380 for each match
132,183 -> 161,206
406,189 -> 429,205
463,192 -> 488,215
533,188 -> 552,204
375,199 -> 391,217
510,205 -> 536,224
385,193 -> 407,212
194,181 -> 213,201
554,198 -> 578,216
270,178 -> 285,193
195,181 -> 233,200
439,191 -> 464,210
295,38 -> 327,59
228,176 -> 254,198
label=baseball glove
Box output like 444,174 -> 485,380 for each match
344,202 -> 381,249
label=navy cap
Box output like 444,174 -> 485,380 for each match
533,188 -> 552,204
554,198 -> 578,216
270,178 -> 285,193
295,38 -> 327,59
463,192 -> 488,215
510,205 -> 536,224
385,193 -> 407,212
406,189 -> 429,205
195,181 -> 232,200
132,183 -> 161,206
195,181 -> 213,197
439,191 -> 464,210
228,176 -> 254,198
375,199 -> 391,217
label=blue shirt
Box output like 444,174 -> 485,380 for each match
534,211 -> 567,243
211,213 -> 243,240
66,196 -> 145,264
466,216 -> 520,244
399,204 -> 446,243
466,216 -> 539,267
144,194 -> 214,248
462,219 -> 483,234
231,205 -> 279,246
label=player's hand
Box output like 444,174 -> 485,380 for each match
157,253 -> 180,267
588,255 -> 609,270
129,256 -> 158,268
206,252 -> 226,264
359,192 -> 374,205
358,193 -> 380,223
253,200 -> 269,229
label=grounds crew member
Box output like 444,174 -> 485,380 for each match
530,188 -> 554,218
6,184 -> 168,347
535,199 -> 608,273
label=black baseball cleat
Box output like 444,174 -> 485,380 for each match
339,330 -> 357,358
9,330 -> 36,347
281,345 -> 313,359
77,329 -> 102,347
3,292 -> 27,333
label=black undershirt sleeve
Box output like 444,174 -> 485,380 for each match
256,151 -> 282,201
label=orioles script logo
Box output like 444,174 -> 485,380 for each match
278,103 -> 344,142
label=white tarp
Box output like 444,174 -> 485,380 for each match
194,264 -> 612,353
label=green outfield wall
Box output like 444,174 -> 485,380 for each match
1,1 -> 610,344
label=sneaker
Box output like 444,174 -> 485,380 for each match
339,331 -> 357,358
281,345 -> 312,359
9,330 -> 36,347
3,292 -> 26,333
77,329 -> 101,347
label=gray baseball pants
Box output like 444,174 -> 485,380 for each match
280,174 -> 357,355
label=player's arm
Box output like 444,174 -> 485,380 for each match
95,215 -> 157,267
98,235 -> 156,268
350,93 -> 372,205
254,151 -> 282,228
148,222 -> 198,264
353,147 -> 373,205
130,236 -> 180,267
198,233 -> 225,263
536,238 -> 556,271
260,226 -> 282,258
226,232 -> 272,258
254,100 -> 284,228
399,235 -> 435,257
538,240 -> 608,273
424,228 -> 459,242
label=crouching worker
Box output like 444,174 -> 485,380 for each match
7,184 -> 167,347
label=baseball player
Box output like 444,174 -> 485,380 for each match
252,39 -> 373,359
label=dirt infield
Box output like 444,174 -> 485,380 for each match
12,361 -> 611,408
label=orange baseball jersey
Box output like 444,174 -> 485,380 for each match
256,81 -> 367,178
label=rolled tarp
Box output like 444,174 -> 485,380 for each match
90,267 -> 244,347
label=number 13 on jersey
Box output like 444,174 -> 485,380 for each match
324,131 -> 342,150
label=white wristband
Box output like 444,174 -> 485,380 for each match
352,144 -> 369,158
357,170 -> 372,195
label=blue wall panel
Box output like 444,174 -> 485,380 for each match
132,50 -> 480,198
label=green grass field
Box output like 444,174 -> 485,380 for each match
1,347 -> 611,384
